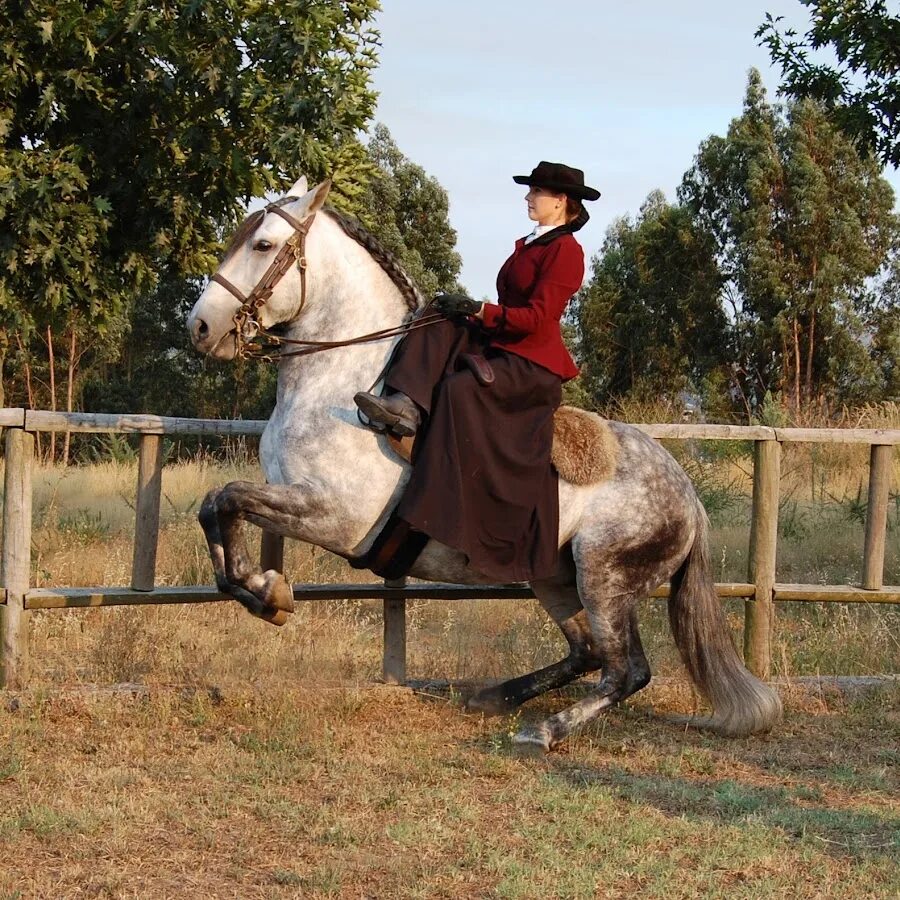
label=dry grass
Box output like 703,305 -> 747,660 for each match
0,682 -> 897,898
15,446 -> 900,688
1,444 -> 898,898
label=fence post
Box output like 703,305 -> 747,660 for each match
131,434 -> 164,591
745,438 -> 780,679
1,428 -> 34,689
862,444 -> 892,591
260,531 -> 285,572
383,577 -> 407,684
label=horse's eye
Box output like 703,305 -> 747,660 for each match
253,239 -> 273,252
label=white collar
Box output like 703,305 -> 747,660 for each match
525,223 -> 558,244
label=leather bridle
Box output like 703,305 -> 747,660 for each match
210,201 -> 314,357
209,198 -> 443,362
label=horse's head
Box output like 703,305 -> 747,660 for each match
188,177 -> 331,359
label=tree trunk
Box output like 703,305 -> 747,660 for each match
0,330 -> 6,410
806,257 -> 817,405
805,308 -> 815,405
47,325 -> 57,462
63,327 -> 77,466
792,316 -> 801,419
779,331 -> 789,403
16,331 -> 40,458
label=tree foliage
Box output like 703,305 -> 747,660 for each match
361,123 -> 463,297
573,70 -> 899,418
757,0 -> 900,167
82,126 -> 464,420
680,70 -> 898,411
0,0 -> 380,441
572,191 -> 728,409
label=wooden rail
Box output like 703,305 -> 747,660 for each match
1,410 -> 897,690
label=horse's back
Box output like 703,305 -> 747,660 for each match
560,418 -> 701,556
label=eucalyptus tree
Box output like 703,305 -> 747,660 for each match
0,0 -> 380,446
680,70 -> 898,412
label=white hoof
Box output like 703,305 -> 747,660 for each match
511,725 -> 552,756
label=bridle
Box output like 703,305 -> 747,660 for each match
210,200 -> 314,357
209,198 -> 443,362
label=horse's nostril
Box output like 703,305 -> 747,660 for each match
193,318 -> 209,340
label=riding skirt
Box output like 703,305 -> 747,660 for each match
386,317 -> 562,583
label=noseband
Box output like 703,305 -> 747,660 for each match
210,200 -> 314,357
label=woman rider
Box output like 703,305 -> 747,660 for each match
354,161 -> 600,583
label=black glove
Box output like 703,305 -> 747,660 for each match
433,292 -> 483,319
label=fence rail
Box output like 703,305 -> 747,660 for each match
0,409 -> 897,690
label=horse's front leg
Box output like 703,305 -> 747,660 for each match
198,481 -> 325,626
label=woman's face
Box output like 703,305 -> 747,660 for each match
525,186 -> 567,225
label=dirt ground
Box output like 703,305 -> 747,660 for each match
1,677 -> 897,899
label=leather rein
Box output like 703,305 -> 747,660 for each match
210,200 -> 442,362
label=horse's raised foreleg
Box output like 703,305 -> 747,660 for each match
199,480 -> 341,626
467,576 -> 602,716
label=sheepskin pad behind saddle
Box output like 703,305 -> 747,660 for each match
386,405 -> 618,486
551,405 -> 618,485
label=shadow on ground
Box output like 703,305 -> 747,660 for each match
549,762 -> 898,861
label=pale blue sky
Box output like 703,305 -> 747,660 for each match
371,1 -> 900,297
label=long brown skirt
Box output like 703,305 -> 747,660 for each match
386,318 -> 562,583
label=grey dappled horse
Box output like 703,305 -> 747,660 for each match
187,177 -> 781,752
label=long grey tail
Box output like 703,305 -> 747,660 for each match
667,507 -> 782,737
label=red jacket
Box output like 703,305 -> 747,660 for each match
481,230 -> 584,381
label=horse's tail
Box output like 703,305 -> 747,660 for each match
667,506 -> 782,736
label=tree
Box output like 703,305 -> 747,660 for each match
361,124 -> 463,296
83,124 -> 463,423
680,70 -> 899,413
572,191 -> 728,409
757,0 -> 900,166
0,0 -> 380,450
867,243 -> 900,400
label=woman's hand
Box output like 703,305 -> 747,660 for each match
434,292 -> 483,319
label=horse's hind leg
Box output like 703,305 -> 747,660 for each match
513,589 -> 651,754
467,572 -> 603,716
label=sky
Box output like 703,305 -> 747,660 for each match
370,0 -> 900,298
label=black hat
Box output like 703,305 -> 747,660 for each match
513,161 -> 600,201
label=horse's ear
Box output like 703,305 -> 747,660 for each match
305,178 -> 332,215
287,175 -> 308,197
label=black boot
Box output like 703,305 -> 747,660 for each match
354,391 -> 420,437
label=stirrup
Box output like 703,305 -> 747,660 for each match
357,406 -> 388,434
354,392 -> 419,438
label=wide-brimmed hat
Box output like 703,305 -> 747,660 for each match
513,161 -> 600,201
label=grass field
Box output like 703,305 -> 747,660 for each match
1,441 -> 898,898
1,681 -> 897,898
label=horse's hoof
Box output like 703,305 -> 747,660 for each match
258,606 -> 290,627
511,725 -> 553,756
467,688 -> 516,717
261,570 -> 295,615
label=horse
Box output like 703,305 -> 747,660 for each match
186,176 -> 781,753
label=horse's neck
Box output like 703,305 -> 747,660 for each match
273,218 -> 416,431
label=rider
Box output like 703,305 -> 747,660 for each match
354,161 -> 600,583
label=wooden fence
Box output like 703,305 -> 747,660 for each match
0,408 -> 897,691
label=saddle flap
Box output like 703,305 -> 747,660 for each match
387,432 -> 415,464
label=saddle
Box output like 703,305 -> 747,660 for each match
388,403 -> 619,486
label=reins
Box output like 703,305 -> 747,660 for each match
211,198 -> 444,363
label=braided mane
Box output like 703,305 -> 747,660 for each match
324,206 -> 424,313
223,199 -> 426,314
